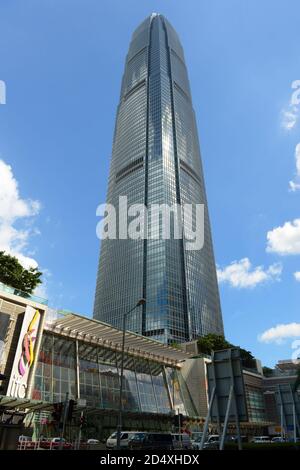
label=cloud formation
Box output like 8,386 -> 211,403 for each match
281,80 -> 300,131
266,218 -> 300,255
217,257 -> 282,288
289,143 -> 300,191
258,322 -> 300,344
294,272 -> 300,282
0,159 -> 41,269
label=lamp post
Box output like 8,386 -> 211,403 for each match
116,298 -> 146,450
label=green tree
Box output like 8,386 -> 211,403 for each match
0,251 -> 42,295
262,366 -> 273,377
197,334 -> 256,369
197,334 -> 232,355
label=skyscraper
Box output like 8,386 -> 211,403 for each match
94,14 -> 224,343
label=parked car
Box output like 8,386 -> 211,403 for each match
271,437 -> 286,443
172,433 -> 192,449
251,436 -> 271,444
87,439 -> 100,445
18,435 -> 32,442
128,432 -> 173,450
106,431 -> 136,449
203,434 -> 220,450
50,437 -> 73,449
128,432 -> 147,449
191,432 -> 206,449
225,435 -> 248,443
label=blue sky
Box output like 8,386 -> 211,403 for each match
0,0 -> 300,367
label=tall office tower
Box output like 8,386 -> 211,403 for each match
94,14 -> 224,343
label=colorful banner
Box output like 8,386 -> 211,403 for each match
7,306 -> 42,399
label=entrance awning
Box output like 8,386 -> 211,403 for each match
46,312 -> 192,366
0,395 -> 53,413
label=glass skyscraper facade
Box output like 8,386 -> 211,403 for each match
94,14 -> 224,343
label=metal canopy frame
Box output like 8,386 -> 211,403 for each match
200,349 -> 245,451
0,395 -> 53,413
276,383 -> 300,441
46,312 -> 191,366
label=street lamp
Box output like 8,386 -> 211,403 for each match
116,298 -> 146,450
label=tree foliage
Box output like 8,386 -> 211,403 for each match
0,251 -> 42,295
262,366 -> 273,377
197,334 -> 256,369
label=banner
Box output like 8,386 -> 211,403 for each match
6,306 -> 42,398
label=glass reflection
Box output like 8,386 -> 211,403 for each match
32,333 -> 196,418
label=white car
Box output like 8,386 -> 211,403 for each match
203,434 -> 220,449
18,435 -> 32,442
252,436 -> 271,444
271,437 -> 286,443
87,439 -> 100,445
50,437 -> 72,449
106,431 -> 136,449
51,437 -> 65,443
191,432 -> 206,449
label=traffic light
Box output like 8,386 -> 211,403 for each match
67,399 -> 77,421
51,402 -> 63,422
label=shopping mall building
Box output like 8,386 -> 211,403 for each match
0,283 -> 299,448
0,283 -> 200,448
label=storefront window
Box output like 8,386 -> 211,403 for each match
32,333 -> 193,418
32,334 -> 76,402
135,359 -> 157,413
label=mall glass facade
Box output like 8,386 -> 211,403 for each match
32,333 -> 196,417
94,14 -> 223,343
243,372 -> 267,424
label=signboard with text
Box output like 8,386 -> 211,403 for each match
6,306 -> 43,399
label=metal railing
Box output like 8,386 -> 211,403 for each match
0,281 -> 48,305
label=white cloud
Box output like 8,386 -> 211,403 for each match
289,180 -> 300,192
282,83 -> 300,189
281,80 -> 300,130
258,322 -> 300,344
291,80 -> 300,105
296,143 -> 300,174
282,109 -> 298,130
294,272 -> 300,282
289,143 -> 300,191
217,257 -> 282,288
266,218 -> 300,255
0,159 -> 41,269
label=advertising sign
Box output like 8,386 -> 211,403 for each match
6,306 -> 43,399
